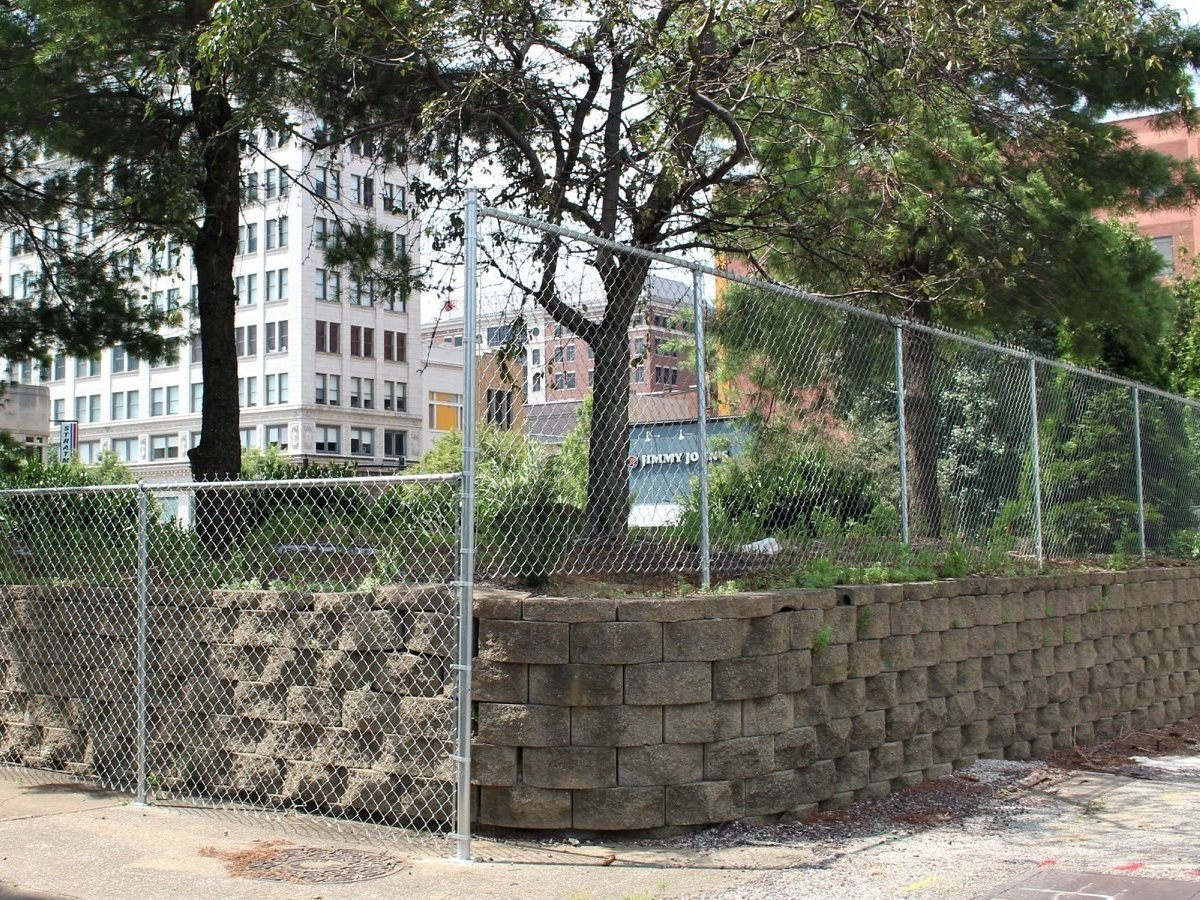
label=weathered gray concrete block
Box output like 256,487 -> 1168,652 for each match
745,769 -> 802,816
529,664 -> 622,707
665,618 -> 746,661
667,781 -> 739,825
704,734 -> 774,781
571,621 -> 662,665
476,702 -> 569,747
744,615 -> 790,656
478,620 -> 568,664
774,725 -> 818,770
713,656 -> 778,700
625,662 -> 712,706
469,742 -> 518,786
664,701 -> 741,744
403,612 -> 457,657
479,785 -> 571,828
285,686 -> 340,727
522,746 -> 617,789
572,706 -> 662,747
573,786 -> 664,830
619,744 -> 704,786
743,693 -> 794,737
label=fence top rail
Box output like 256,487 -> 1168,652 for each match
0,471 -> 462,499
477,202 -> 1200,413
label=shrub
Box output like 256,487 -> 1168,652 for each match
682,445 -> 884,547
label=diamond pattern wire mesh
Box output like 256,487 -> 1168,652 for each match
0,473 -> 462,841
467,208 -> 1200,586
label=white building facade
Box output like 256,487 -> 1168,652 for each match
2,119 -> 442,479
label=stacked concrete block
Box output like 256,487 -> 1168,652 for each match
0,583 -> 460,826
472,568 -> 1200,830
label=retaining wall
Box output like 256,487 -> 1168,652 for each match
0,584 -> 459,824
471,569 -> 1200,830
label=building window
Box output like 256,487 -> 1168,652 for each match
348,277 -> 373,306
235,273 -> 258,305
350,325 -> 374,358
52,398 -> 65,422
531,349 -> 541,366
112,437 -> 138,463
382,183 -> 406,213
77,441 -> 100,464
315,425 -> 339,453
191,339 -> 203,365
349,376 -> 374,409
383,430 -> 407,461
75,356 -> 100,379
315,373 -> 340,406
235,324 -> 258,357
383,380 -> 407,412
265,268 -> 289,302
349,427 -> 374,456
53,354 -> 66,381
428,391 -> 463,431
485,388 -> 514,430
351,174 -> 374,207
265,216 -> 289,250
383,330 -> 407,362
150,386 -> 179,416
238,376 -> 258,408
243,171 -> 259,202
1151,235 -> 1175,276
566,344 -> 576,362
238,223 -> 258,255
314,217 -> 338,249
265,372 -> 289,405
9,231 -> 33,255
315,320 -> 340,354
150,434 -> 179,460
190,382 -> 203,413
315,268 -> 340,302
265,320 -> 289,353
111,346 -> 138,375
315,166 -> 339,200
240,427 -> 258,449
111,390 -> 139,420
264,424 -> 288,450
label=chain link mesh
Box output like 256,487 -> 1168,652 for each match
0,473 -> 462,842
461,208 -> 1200,586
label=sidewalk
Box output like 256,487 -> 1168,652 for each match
2,755 -> 1199,900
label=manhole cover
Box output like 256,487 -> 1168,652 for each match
203,841 -> 403,884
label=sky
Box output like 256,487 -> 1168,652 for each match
1171,0 -> 1200,25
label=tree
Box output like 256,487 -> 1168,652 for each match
0,13 -> 175,366
282,0 -> 1123,548
2,1 -> 423,548
722,2 -> 1200,538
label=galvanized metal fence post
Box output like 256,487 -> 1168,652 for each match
133,482 -> 149,808
1133,386 -> 1147,560
691,267 -> 712,590
453,188 -> 480,862
894,324 -> 910,545
1028,356 -> 1045,567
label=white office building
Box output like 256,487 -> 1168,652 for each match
2,119 -> 439,479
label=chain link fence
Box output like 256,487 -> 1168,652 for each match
457,199 -> 1200,587
0,473 -> 466,846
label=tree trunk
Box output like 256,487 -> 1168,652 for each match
186,75 -> 243,553
902,302 -> 941,539
579,255 -> 651,546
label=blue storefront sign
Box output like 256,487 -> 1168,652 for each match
626,417 -> 746,525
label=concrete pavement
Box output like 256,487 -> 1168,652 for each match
2,758 -> 1200,900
